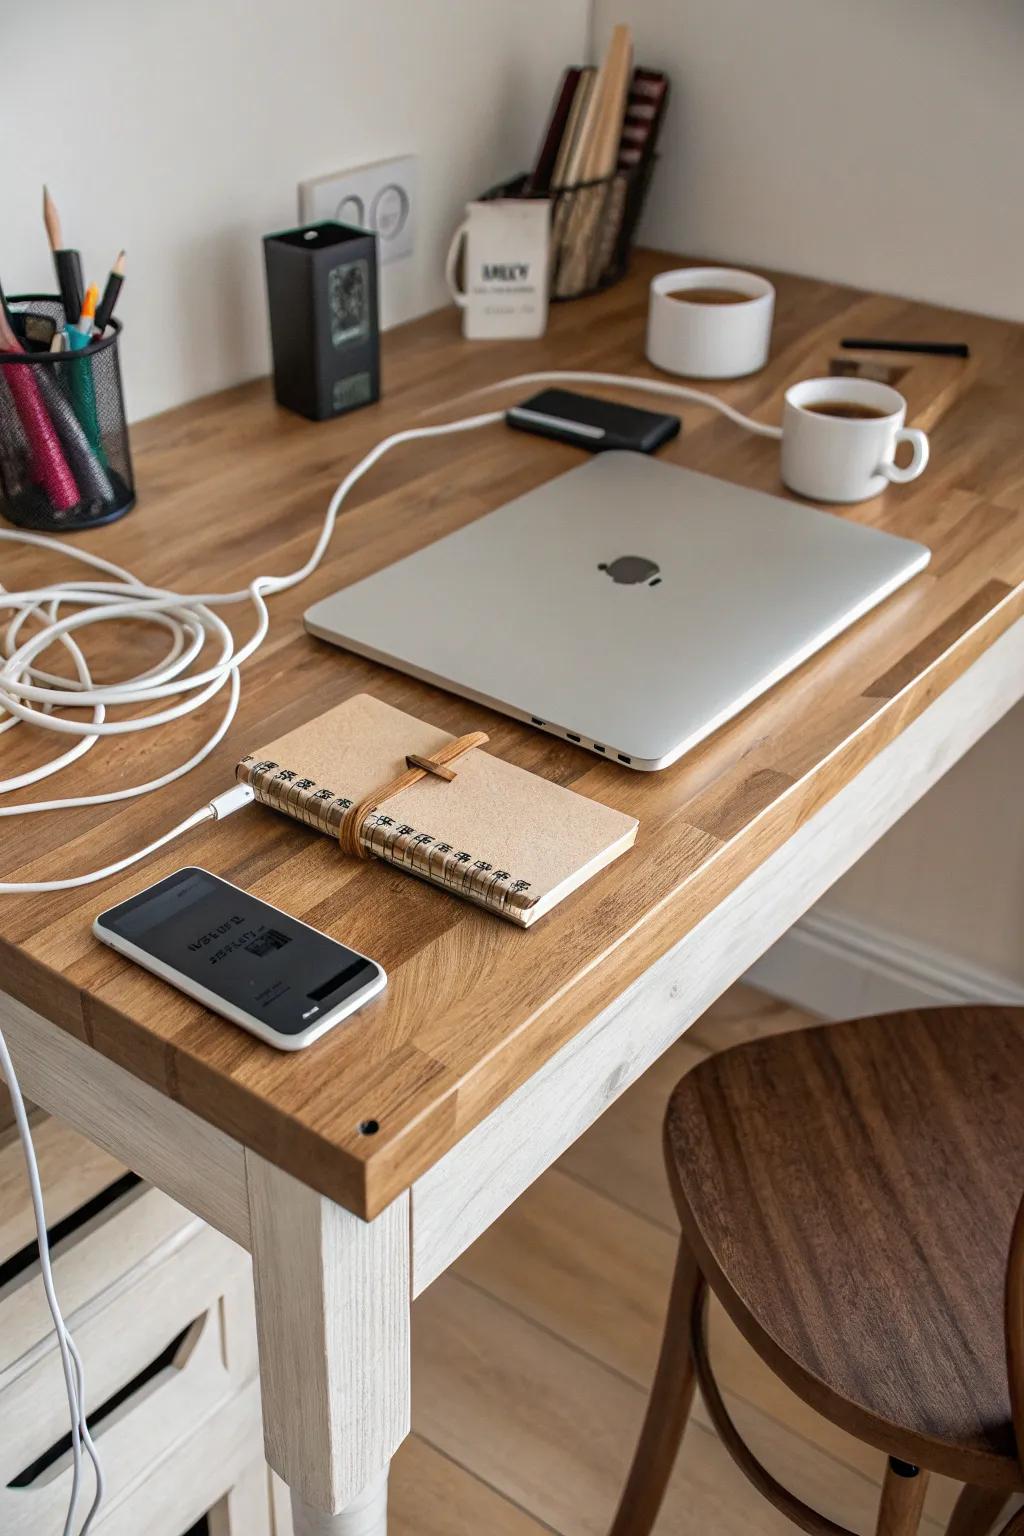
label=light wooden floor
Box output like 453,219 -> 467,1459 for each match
378,984 -> 972,1536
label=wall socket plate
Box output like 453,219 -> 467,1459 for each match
299,156 -> 418,266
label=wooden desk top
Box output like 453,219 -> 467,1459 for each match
3,252 -> 1023,1219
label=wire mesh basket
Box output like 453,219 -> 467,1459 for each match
484,156 -> 658,302
0,296 -> 134,532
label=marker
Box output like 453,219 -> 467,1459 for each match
76,284 -> 100,337
94,251 -> 126,336
0,302 -> 80,511
67,285 -> 104,456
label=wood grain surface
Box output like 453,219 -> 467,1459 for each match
667,1006 -> 1024,1488
2,251 -> 1023,1218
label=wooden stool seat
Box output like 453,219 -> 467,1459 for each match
667,1005 -> 1024,1487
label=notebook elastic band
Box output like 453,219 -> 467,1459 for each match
338,730 -> 489,859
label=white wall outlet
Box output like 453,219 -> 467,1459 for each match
299,156 -> 418,266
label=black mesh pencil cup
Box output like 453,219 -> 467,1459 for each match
0,296 -> 134,531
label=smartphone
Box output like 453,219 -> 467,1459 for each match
93,867 -> 386,1052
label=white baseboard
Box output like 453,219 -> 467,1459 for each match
747,907 -> 1024,1020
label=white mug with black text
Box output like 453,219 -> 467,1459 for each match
445,200 -> 551,340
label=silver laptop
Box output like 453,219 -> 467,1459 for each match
305,453 -> 929,771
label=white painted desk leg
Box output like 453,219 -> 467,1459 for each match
246,1153 -> 409,1535
291,1472 -> 388,1535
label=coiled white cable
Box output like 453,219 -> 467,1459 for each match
0,370 -> 777,1533
0,409 -> 504,890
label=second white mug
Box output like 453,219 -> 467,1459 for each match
781,378 -> 929,504
646,266 -> 775,379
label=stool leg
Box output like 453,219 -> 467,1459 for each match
209,1457 -> 273,1536
608,1239 -> 704,1536
876,1458 -> 930,1536
945,1485 -> 1009,1536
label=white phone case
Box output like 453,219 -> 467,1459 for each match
93,868 -> 387,1052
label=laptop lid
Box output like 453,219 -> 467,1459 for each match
304,453 -> 929,770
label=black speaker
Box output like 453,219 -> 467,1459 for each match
263,222 -> 380,421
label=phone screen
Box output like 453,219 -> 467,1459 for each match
96,868 -> 380,1037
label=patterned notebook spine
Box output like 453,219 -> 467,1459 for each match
236,755 -> 536,919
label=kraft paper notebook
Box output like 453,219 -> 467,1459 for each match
237,694 -> 637,927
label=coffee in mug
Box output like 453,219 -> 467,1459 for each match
804,400 -> 890,421
647,267 -> 775,379
445,199 -> 551,340
781,378 -> 929,503
666,288 -> 752,306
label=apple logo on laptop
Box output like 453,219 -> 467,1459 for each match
598,556 -> 662,587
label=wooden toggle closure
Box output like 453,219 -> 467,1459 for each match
338,730 -> 489,859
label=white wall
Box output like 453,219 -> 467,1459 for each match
592,0 -> 1024,320
2,0 -> 589,421
821,700 -> 1024,989
591,0 -> 1024,995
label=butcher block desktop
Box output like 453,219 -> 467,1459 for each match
2,250 -> 1023,1530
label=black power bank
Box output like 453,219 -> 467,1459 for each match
506,388 -> 681,454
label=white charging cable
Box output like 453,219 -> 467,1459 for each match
0,371 -> 777,1534
0,368 -> 778,895
0,1023 -> 104,1536
447,368 -> 784,440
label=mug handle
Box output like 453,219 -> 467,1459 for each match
445,220 -> 470,308
878,428 -> 929,484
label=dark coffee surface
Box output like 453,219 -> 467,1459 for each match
805,400 -> 890,420
667,286 -> 753,305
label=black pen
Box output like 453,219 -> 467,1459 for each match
841,338 -> 970,359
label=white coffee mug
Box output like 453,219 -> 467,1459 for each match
445,200 -> 551,340
646,266 -> 775,379
782,377 -> 930,503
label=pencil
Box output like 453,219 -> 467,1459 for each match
43,184 -> 84,324
94,251 -> 126,335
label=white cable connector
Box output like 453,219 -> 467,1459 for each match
209,782 -> 256,820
